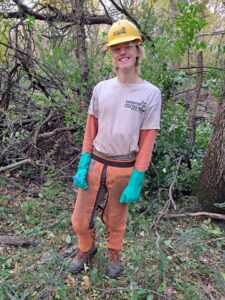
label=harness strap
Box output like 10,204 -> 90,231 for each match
92,153 -> 135,168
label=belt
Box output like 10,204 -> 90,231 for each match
93,148 -> 136,161
92,153 -> 135,168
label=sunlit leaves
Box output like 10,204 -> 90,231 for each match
0,31 -> 8,62
171,3 -> 207,58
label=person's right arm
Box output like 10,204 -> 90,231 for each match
82,114 -> 98,153
73,114 -> 98,190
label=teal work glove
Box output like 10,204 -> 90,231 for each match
72,153 -> 91,190
120,169 -> 145,204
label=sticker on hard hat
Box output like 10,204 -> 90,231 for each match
113,27 -> 126,36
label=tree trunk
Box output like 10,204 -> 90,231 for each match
195,83 -> 225,213
188,51 -> 203,146
72,0 -> 89,82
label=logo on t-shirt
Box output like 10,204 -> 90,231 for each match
124,100 -> 146,113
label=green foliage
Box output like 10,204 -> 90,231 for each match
22,200 -> 42,225
202,219 -> 223,238
195,121 -> 213,150
171,2 -> 207,57
145,100 -> 212,199
0,31 -> 8,62
147,100 -> 189,191
0,17 -> 12,63
139,3 -> 207,98
66,112 -> 86,147
140,1 -> 208,92
201,69 -> 224,99
24,16 -> 35,30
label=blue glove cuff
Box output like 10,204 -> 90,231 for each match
78,152 -> 91,168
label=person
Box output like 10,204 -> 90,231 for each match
70,19 -> 161,279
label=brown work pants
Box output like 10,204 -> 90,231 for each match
71,154 -> 134,252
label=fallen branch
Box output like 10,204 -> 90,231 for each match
163,212 -> 225,221
0,235 -> 36,246
38,127 -> 75,139
0,159 -> 32,172
196,30 -> 225,37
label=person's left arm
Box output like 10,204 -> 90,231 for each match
135,129 -> 157,172
120,129 -> 157,204
120,88 -> 161,204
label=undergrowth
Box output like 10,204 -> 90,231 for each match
0,180 -> 224,300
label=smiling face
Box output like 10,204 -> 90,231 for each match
110,41 -> 140,74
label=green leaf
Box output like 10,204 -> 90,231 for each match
65,234 -> 72,244
210,227 -> 222,237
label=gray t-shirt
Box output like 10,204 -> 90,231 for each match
88,77 -> 161,156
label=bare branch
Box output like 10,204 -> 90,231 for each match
38,127 -> 75,139
0,159 -> 32,172
108,0 -> 141,30
99,0 -> 111,18
180,66 -> 225,71
164,212 -> 225,221
174,88 -> 196,96
0,1 -> 112,25
196,30 -> 225,37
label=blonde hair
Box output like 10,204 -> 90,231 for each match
135,45 -> 145,74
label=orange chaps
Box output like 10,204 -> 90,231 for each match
71,153 -> 134,252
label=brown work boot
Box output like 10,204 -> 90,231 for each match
69,245 -> 98,274
106,249 -> 121,279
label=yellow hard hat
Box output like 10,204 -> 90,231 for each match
106,19 -> 142,48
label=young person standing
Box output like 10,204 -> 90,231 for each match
70,19 -> 161,279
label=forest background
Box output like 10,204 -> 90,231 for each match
0,0 -> 225,299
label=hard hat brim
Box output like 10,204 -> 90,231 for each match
107,36 -> 142,48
